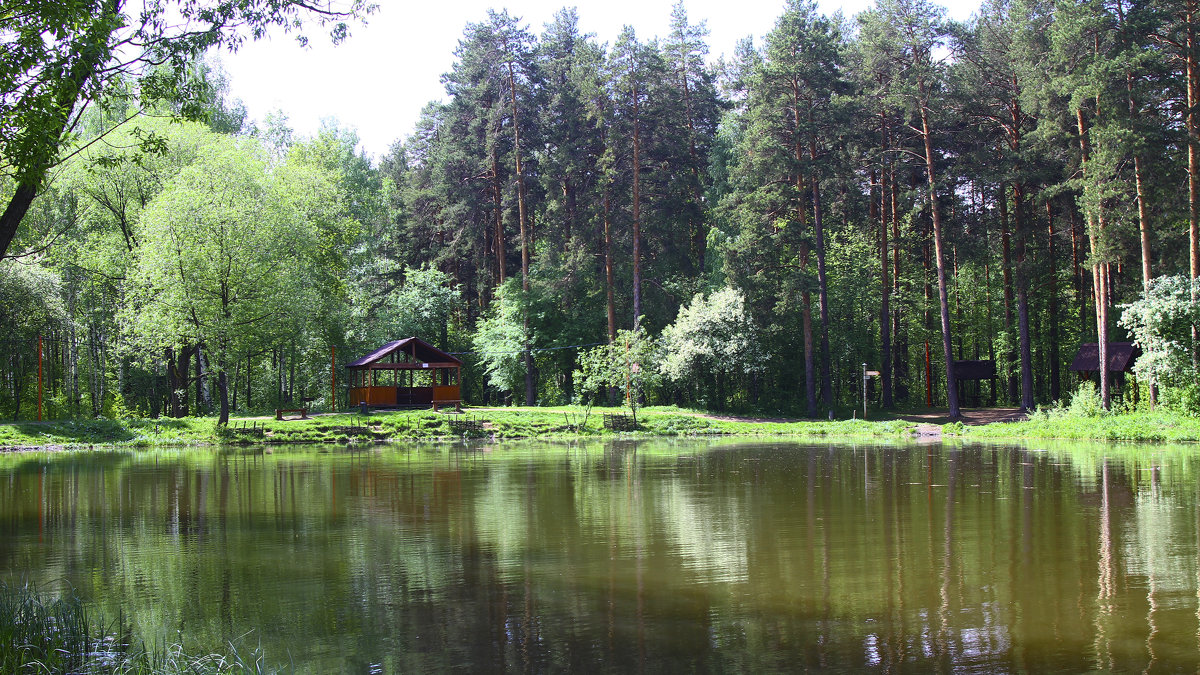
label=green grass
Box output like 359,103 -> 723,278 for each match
9,402 -> 1194,450
0,582 -> 274,674
0,404 -> 915,450
962,408 -> 1200,442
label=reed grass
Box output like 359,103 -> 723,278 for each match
0,582 -> 276,674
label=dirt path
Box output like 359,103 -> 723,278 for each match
895,407 -> 1027,426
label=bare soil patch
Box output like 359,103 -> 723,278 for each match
896,407 -> 1027,426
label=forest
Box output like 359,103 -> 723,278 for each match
2,0 -> 1199,424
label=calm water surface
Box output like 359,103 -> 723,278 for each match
3,439 -> 1200,672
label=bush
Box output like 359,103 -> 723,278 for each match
1067,382 -> 1106,418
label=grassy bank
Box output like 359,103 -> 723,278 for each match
0,582 -> 272,674
0,405 -> 912,450
959,408 -> 1200,443
3,404 -> 1198,450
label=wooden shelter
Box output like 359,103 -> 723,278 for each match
347,337 -> 462,411
953,360 -> 996,407
1069,342 -> 1140,400
1069,342 -> 1140,376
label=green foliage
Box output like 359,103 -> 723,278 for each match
576,326 -> 660,417
7,0 -> 1200,423
351,265 -> 460,349
1067,381 -> 1106,418
659,286 -> 764,383
472,280 -> 529,396
1119,274 -> 1200,396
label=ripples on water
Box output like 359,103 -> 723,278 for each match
2,440 -> 1200,672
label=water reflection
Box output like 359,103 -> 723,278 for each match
2,440 -> 1200,672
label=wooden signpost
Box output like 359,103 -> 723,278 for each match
862,363 -> 880,420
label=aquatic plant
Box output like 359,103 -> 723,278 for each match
0,582 -> 276,674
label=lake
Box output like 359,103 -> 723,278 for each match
2,439 -> 1199,672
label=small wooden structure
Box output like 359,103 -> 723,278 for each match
347,337 -> 462,411
1070,342 -> 1140,397
1069,342 -> 1140,376
953,360 -> 996,407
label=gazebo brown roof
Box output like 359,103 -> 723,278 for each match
347,337 -> 462,369
346,337 -> 462,411
1069,342 -> 1140,373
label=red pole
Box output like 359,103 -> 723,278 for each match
37,335 -> 43,421
331,346 -> 336,411
924,340 -> 934,407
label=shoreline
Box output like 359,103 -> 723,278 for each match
2,405 -> 1198,452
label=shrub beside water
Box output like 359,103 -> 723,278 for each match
0,582 -> 274,674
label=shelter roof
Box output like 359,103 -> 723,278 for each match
1069,342 -> 1139,373
347,337 -> 462,369
953,360 -> 996,380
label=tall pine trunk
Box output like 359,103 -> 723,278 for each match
809,128 -> 833,412
604,186 -> 616,343
491,148 -> 507,285
1012,185 -> 1034,411
876,161 -> 893,408
1077,108 -> 1111,409
677,52 -> 706,274
1046,201 -> 1061,403
1000,192 -> 1016,403
793,85 -> 816,417
632,84 -> 643,328
891,170 -> 905,401
917,81 -> 960,418
1189,0 -> 1200,362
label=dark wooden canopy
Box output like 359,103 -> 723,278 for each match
953,360 -> 996,380
347,337 -> 462,410
1069,342 -> 1139,373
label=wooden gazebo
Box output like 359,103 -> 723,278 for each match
347,337 -> 462,411
1069,342 -> 1140,377
953,359 -> 996,407
1069,342 -> 1140,400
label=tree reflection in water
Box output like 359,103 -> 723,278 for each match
1,440 -> 1199,672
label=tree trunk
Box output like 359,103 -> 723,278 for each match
0,1 -> 116,260
1012,185 -> 1034,411
0,186 -> 38,261
999,190 -> 1016,403
218,366 -> 230,426
491,147 -> 507,285
505,56 -> 535,407
1189,0 -> 1200,362
809,131 -> 833,412
876,163 -> 893,408
1077,108 -> 1111,408
632,84 -> 643,328
604,187 -> 617,343
679,57 -> 706,275
917,84 -> 959,418
891,169 -> 905,401
246,353 -> 252,411
231,359 -> 240,411
1046,201 -> 1061,403
803,284 -> 816,418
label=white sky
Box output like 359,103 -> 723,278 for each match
219,0 -> 979,159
